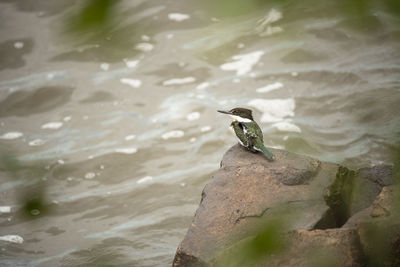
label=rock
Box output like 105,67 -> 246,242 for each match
214,229 -> 365,267
322,164 -> 395,227
371,185 -> 399,218
351,165 -> 396,215
343,185 -> 400,266
173,145 -> 399,266
343,184 -> 399,228
266,229 -> 365,267
173,144 -> 338,266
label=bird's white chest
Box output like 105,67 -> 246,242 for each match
230,115 -> 252,123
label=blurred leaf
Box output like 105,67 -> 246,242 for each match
0,152 -> 51,219
217,219 -> 286,266
23,195 -> 48,218
247,221 -> 285,258
385,0 -> 400,16
66,0 -> 120,34
343,0 -> 369,16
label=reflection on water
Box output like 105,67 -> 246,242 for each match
0,0 -> 400,266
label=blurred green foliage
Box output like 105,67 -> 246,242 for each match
244,219 -> 286,259
216,219 -> 286,266
64,0 -> 400,37
0,153 -> 50,220
66,0 -> 120,34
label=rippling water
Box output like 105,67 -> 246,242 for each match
0,0 -> 399,266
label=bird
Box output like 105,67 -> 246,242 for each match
218,107 -> 275,161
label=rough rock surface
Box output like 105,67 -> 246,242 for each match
254,229 -> 364,267
173,144 -> 398,266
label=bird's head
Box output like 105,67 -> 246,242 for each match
217,107 -> 254,122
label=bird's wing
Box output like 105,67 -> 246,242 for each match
243,122 -> 263,142
231,121 -> 249,146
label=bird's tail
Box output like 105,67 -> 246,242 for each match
259,145 -> 275,161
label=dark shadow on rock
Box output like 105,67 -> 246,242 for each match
0,86 -> 74,117
0,38 -> 33,70
321,165 -> 395,228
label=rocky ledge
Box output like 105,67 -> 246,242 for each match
173,144 -> 399,266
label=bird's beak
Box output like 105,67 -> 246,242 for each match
217,110 -> 232,115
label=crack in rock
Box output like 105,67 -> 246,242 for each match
235,207 -> 270,224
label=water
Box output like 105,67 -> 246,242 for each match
0,0 -> 399,266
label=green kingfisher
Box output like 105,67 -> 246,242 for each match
218,107 -> 275,161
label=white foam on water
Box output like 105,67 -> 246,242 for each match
115,147 -> 138,154
256,82 -> 283,93
259,26 -> 283,37
0,132 -> 23,140
63,116 -> 72,122
257,9 -> 282,26
237,43 -> 245,49
272,121 -> 301,133
255,9 -> 283,37
120,78 -> 142,88
135,43 -> 154,52
14,42 -> 24,49
125,135 -> 136,141
186,112 -> 200,121
166,33 -> 174,39
28,139 -> 45,146
137,176 -> 153,184
30,209 -> 40,216
100,63 -> 110,71
163,77 -> 196,86
200,126 -> 212,132
57,159 -> 65,165
46,73 -> 55,80
84,172 -> 96,179
168,13 -> 190,22
162,130 -> 184,140
190,137 -> 196,143
124,59 -> 139,68
220,50 -> 264,76
291,72 -> 298,76
255,9 -> 283,35
0,235 -> 23,244
0,206 -> 11,213
41,122 -> 63,130
195,94 -> 205,99
141,35 -> 150,41
196,82 -> 210,90
248,98 -> 295,123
